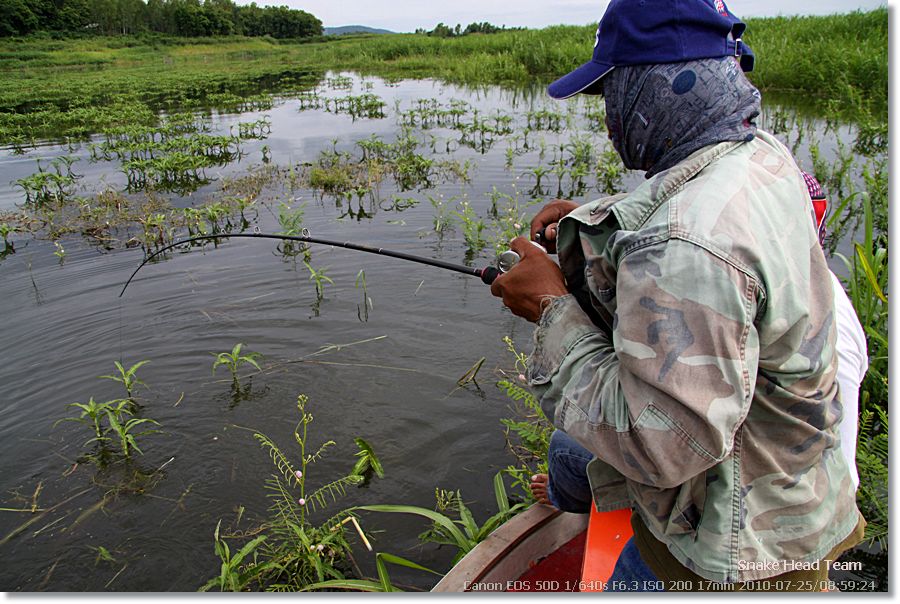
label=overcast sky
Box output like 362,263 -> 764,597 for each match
251,0 -> 888,32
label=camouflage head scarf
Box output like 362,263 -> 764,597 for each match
603,57 -> 761,178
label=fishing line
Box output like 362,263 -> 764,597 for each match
119,230 -> 511,297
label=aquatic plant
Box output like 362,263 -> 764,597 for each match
301,552 -> 440,592
201,393 -> 381,591
452,200 -> 488,252
304,262 -> 333,300
277,202 -> 306,236
487,188 -> 534,253
0,223 -> 16,253
105,410 -> 162,458
496,336 -> 552,501
100,360 -> 150,401
832,193 -> 888,552
202,521 -> 271,592
427,195 -> 452,236
596,139 -> 626,195
55,396 -> 160,460
212,343 -> 262,385
15,157 -> 80,207
324,93 -> 386,120
52,241 -> 66,262
355,269 -> 373,322
56,397 -> 113,444
360,471 -> 526,565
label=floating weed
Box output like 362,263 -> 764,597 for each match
379,195 -> 419,212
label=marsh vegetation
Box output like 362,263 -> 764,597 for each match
0,9 -> 888,592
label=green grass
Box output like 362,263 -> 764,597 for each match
0,8 -> 886,146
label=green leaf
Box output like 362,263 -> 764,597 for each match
358,504 -> 469,551
457,499 -> 478,541
229,535 -> 267,569
375,552 -> 441,576
493,472 -> 509,515
854,243 -> 887,303
299,579 -> 387,592
241,356 -> 261,371
351,437 -> 384,478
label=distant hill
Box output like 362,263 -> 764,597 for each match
324,25 -> 394,36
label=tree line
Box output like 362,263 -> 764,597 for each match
0,0 -> 323,38
415,22 -> 522,38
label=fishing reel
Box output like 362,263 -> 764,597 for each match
496,240 -> 547,273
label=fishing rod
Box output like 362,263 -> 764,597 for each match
119,229 -> 525,297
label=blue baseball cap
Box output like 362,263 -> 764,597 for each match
548,0 -> 755,99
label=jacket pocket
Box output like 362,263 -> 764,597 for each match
665,471 -> 707,537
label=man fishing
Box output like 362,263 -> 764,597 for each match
490,0 -> 864,591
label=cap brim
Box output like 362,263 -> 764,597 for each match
547,60 -> 615,100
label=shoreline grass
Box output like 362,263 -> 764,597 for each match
0,8 -> 886,131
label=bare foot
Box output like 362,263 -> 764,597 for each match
530,473 -> 553,506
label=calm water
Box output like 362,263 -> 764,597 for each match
0,73 -> 881,591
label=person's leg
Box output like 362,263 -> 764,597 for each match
605,537 -> 664,591
534,430 -> 595,513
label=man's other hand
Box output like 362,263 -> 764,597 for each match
530,199 -> 579,253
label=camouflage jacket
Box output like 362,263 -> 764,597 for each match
528,130 -> 862,583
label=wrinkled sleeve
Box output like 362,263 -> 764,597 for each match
528,240 -> 759,489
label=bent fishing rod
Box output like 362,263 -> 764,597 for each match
119,229 -> 526,297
